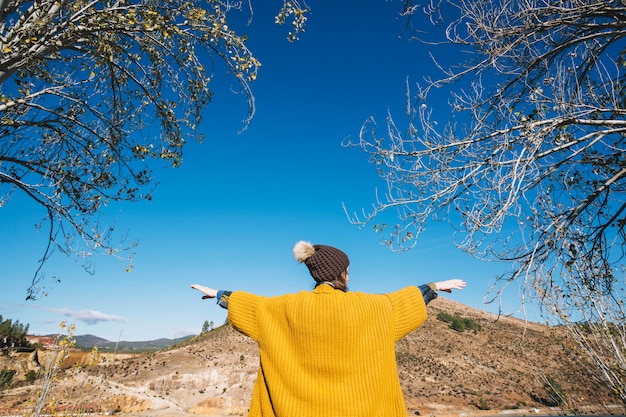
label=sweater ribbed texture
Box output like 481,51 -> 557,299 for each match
228,285 -> 427,417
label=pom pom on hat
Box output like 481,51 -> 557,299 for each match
293,241 -> 316,263
293,240 -> 349,282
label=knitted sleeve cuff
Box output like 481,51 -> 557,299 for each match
419,283 -> 438,305
216,290 -> 232,309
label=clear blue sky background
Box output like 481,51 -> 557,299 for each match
1,1 -> 536,341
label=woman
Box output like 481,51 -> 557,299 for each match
191,240 -> 466,417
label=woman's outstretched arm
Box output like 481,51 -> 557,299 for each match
191,284 -> 231,309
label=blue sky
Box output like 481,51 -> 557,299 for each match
1,1 -> 537,341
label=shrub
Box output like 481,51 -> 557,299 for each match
0,368 -> 16,391
545,376 -> 566,406
476,397 -> 490,410
450,319 -> 465,332
25,370 -> 40,383
436,312 -> 454,322
436,312 -> 481,333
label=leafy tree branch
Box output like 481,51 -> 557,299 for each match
0,0 -> 308,299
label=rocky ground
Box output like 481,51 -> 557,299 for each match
1,298 -> 623,416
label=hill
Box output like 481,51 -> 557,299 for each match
26,334 -> 194,353
0,298 -> 622,417
72,334 -> 196,352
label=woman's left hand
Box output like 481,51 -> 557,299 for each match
191,284 -> 218,299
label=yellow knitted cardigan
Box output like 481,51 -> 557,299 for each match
228,284 -> 428,417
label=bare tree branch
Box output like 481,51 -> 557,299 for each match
345,0 -> 626,405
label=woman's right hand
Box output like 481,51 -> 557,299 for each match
434,279 -> 467,293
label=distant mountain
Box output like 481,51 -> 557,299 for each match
73,334 -> 109,348
44,333 -> 196,353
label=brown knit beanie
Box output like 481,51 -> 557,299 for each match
293,241 -> 349,282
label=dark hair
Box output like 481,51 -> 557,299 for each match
320,270 -> 348,292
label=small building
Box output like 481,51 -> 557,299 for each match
26,335 -> 56,349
